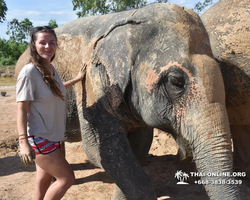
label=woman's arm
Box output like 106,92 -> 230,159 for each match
64,76 -> 82,90
17,101 -> 35,165
17,101 -> 30,140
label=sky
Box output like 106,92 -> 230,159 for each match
0,0 -> 219,39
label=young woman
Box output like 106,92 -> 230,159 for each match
16,26 -> 86,200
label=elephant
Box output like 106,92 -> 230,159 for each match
201,0 -> 250,179
15,3 -> 240,200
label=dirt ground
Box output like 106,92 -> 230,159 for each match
0,85 -> 250,200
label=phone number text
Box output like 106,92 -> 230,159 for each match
194,179 -> 242,185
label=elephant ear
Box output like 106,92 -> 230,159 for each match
92,17 -> 141,94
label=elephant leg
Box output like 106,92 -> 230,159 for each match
111,127 -> 154,200
80,118 -> 156,199
127,127 -> 154,166
99,130 -> 156,200
231,125 -> 250,179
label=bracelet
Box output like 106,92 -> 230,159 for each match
18,134 -> 27,137
70,80 -> 75,87
19,137 -> 28,140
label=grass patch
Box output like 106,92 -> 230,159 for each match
0,77 -> 16,86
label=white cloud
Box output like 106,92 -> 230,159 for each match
26,10 -> 44,16
48,10 -> 71,15
179,0 -> 188,4
6,10 -> 43,20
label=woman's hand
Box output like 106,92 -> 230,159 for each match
75,63 -> 87,82
19,140 -> 35,166
64,63 -> 87,90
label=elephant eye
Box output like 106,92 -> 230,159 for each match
169,75 -> 185,88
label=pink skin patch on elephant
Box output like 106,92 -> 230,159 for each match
145,69 -> 159,92
145,61 -> 195,93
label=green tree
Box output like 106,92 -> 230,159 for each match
194,0 -> 213,14
48,19 -> 58,28
72,0 -> 214,17
0,38 -> 8,58
0,38 -> 28,65
6,18 -> 33,43
72,0 -> 149,17
154,0 -> 168,3
1,17 -> 32,65
0,0 -> 7,23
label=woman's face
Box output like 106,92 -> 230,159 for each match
35,32 -> 57,62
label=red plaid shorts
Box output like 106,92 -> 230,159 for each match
28,136 -> 62,155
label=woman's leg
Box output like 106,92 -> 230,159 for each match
34,164 -> 53,200
35,149 -> 75,200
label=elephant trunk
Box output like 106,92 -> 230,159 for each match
183,103 -> 240,200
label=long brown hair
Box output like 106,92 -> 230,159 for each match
29,26 -> 64,100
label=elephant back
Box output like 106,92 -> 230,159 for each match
201,0 -> 250,125
201,0 -> 250,68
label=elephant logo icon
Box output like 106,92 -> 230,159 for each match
174,170 -> 189,184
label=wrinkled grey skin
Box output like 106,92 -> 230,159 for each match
202,0 -> 250,180
15,3 -> 239,200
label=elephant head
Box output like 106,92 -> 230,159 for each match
15,3 -> 240,200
